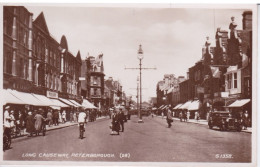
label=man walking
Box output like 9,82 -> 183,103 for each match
118,108 -> 125,132
4,106 -> 12,145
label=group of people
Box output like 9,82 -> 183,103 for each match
110,107 -> 128,135
179,111 -> 193,122
3,106 -> 47,139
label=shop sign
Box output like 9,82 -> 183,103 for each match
47,90 -> 58,99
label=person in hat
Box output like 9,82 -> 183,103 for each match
4,106 -> 12,143
26,111 -> 35,137
118,107 -> 125,132
47,109 -> 53,127
34,111 -> 44,136
111,110 -> 120,135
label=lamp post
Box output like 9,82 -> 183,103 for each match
125,44 -> 156,123
137,45 -> 144,123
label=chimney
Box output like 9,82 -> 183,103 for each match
242,11 -> 252,31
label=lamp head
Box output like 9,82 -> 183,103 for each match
137,44 -> 144,60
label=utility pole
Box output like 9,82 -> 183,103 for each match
125,44 -> 156,123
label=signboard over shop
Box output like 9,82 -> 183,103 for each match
47,90 -> 58,99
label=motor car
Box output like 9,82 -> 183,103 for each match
208,111 -> 243,132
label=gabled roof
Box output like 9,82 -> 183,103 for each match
33,12 -> 50,35
76,51 -> 82,64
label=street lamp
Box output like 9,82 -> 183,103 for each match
137,44 -> 144,123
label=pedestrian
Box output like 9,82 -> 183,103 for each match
34,110 -> 44,136
9,110 -> 16,135
123,108 -> 128,122
111,110 -> 120,135
19,110 -> 26,135
26,111 -> 34,137
179,111 -> 183,122
4,106 -> 12,143
58,111 -> 62,123
194,111 -> 198,121
243,110 -> 249,130
73,112 -> 77,123
161,111 -> 164,119
118,108 -> 125,132
47,110 -> 53,127
53,110 -> 59,126
62,110 -> 66,124
166,108 -> 173,128
70,111 -> 74,122
183,111 -> 187,122
172,111 -> 175,118
187,111 -> 190,122
196,112 -> 200,122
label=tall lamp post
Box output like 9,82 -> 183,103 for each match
125,44 -> 156,123
137,45 -> 144,123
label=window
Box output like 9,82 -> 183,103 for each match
94,76 -> 97,85
234,73 -> 237,88
228,74 -> 232,89
19,58 -> 24,78
94,88 -> 97,95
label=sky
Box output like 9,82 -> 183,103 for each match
24,4 -> 249,102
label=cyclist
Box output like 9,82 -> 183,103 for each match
78,110 -> 87,139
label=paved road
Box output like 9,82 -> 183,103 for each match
4,116 -> 251,162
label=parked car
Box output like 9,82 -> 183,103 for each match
208,111 -> 243,132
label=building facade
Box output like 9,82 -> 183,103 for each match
85,54 -> 105,109
3,6 -> 82,105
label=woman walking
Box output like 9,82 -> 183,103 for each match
111,110 -> 120,135
34,111 -> 44,136
26,112 -> 34,137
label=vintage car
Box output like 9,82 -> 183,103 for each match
208,111 -> 243,132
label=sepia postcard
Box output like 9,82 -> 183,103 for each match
0,3 -> 258,167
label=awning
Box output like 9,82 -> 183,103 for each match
179,100 -> 192,110
228,99 -> 251,108
188,100 -> 200,111
158,105 -> 164,110
173,103 -> 183,110
49,98 -> 69,108
8,90 -> 46,106
69,99 -> 82,107
82,99 -> 97,109
32,94 -> 57,106
161,105 -> 168,110
59,98 -> 77,107
2,89 -> 26,105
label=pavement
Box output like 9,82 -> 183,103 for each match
12,116 -> 108,140
4,115 -> 251,162
158,115 -> 252,133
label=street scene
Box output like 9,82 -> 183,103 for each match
4,116 -> 251,162
2,4 -> 255,165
